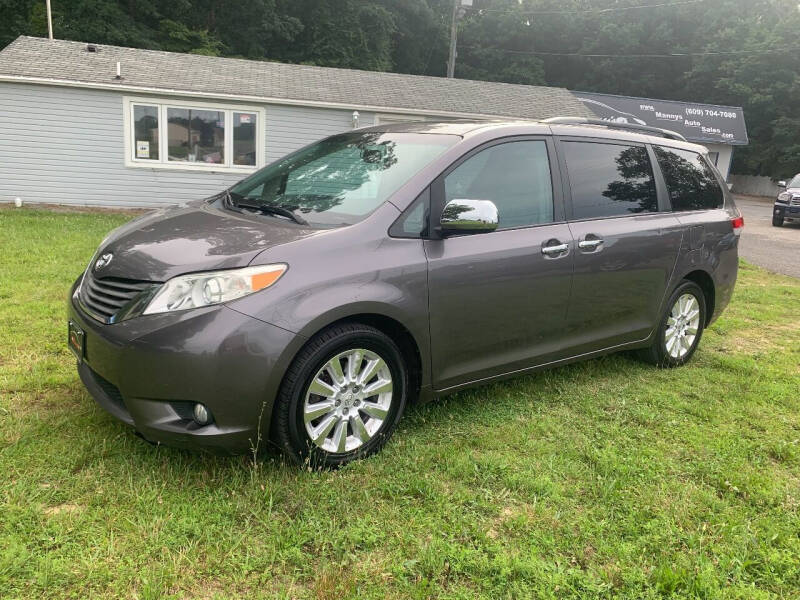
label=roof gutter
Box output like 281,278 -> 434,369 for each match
0,73 -> 540,122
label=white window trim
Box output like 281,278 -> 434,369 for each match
123,96 -> 265,173
373,113 -> 428,125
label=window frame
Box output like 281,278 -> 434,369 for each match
123,96 -> 265,173
554,136 -> 669,223
428,135 -> 564,239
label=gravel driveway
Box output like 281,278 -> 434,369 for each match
734,195 -> 799,278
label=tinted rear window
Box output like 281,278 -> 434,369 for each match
563,141 -> 658,220
654,146 -> 723,211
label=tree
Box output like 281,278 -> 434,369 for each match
270,0 -> 396,71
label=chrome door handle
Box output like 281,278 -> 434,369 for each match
541,243 -> 569,255
578,239 -> 603,250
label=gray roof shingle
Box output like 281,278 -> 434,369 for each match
0,36 -> 593,120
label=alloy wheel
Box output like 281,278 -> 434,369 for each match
303,349 -> 393,453
665,293 -> 701,359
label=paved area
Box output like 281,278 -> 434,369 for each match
735,195 -> 800,278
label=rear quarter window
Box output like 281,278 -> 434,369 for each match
654,146 -> 723,211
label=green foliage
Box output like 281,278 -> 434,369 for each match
272,0 -> 397,71
1,0 -> 799,176
157,19 -> 221,55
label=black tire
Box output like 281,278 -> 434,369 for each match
272,323 -> 408,468
639,280 -> 707,368
772,215 -> 784,227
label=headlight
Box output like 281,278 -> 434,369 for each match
143,264 -> 287,315
778,192 -> 791,202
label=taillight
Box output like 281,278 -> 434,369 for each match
731,215 -> 744,234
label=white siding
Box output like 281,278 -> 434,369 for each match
0,82 -> 372,208
264,104 -> 363,164
705,143 -> 733,181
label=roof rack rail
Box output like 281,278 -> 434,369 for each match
542,117 -> 687,142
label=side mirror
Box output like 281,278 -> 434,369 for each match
777,181 -> 787,188
439,199 -> 498,235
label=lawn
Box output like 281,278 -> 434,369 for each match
1,207 -> 799,600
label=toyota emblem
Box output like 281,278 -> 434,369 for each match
94,253 -> 113,270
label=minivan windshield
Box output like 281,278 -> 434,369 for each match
228,132 -> 459,226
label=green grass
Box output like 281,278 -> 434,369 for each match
1,207 -> 799,599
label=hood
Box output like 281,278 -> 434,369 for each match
94,203 -> 319,282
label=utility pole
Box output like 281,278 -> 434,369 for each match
446,0 -> 472,78
446,0 -> 459,78
46,0 -> 54,40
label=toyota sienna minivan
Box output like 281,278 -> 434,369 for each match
68,118 -> 742,467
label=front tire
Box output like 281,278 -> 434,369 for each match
273,323 -> 408,468
772,214 -> 784,227
640,280 -> 706,368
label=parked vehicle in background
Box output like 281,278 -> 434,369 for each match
774,175 -> 800,226
68,119 -> 742,467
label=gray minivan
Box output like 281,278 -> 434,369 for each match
68,118 -> 742,466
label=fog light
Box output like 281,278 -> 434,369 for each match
193,403 -> 212,425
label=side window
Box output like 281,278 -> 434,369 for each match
389,189 -> 429,238
444,141 -> 554,229
563,141 -> 658,220
654,146 -> 724,211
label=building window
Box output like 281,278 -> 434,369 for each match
167,107 -> 225,164
132,105 -> 159,160
124,97 -> 263,172
233,112 -> 258,166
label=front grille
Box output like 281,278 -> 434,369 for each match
79,272 -> 153,323
791,195 -> 800,206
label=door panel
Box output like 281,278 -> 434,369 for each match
426,224 -> 574,390
556,138 -> 684,352
566,215 -> 683,352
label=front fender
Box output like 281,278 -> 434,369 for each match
228,213 -> 431,388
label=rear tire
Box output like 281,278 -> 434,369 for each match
639,280 -> 706,368
772,215 -> 784,227
272,323 -> 407,468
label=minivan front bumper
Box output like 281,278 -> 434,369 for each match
68,278 -> 301,453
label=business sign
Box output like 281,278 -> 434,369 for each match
573,92 -> 748,146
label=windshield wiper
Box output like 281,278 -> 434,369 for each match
223,190 -> 309,226
237,200 -> 309,226
222,189 -> 240,210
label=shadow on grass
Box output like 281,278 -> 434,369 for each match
71,350 -> 651,485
